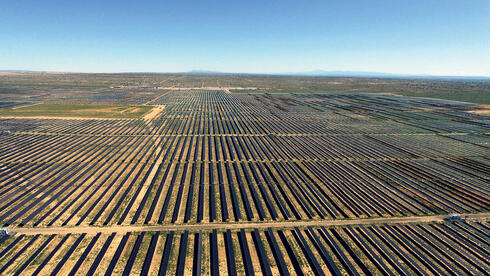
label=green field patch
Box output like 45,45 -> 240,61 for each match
0,103 -> 153,118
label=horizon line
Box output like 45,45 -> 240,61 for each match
1,69 -> 490,79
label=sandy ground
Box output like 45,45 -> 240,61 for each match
142,105 -> 165,120
469,105 -> 490,115
9,212 -> 488,235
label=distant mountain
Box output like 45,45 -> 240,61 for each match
187,69 -> 412,78
278,70 -> 490,80
2,69 -> 488,80
187,70 -> 227,74
282,70 -> 405,77
0,70 -> 35,73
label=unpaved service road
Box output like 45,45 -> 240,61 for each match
10,213 -> 489,235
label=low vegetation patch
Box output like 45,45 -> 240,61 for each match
0,103 -> 153,118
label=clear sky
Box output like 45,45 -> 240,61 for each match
1,0 -> 489,76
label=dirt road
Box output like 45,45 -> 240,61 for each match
142,105 -> 165,120
145,91 -> 169,105
9,213 -> 489,235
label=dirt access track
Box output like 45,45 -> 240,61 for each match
142,105 -> 165,120
9,212 -> 489,235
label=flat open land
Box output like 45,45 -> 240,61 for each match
0,103 -> 153,119
0,74 -> 488,275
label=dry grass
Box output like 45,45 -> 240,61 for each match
0,103 -> 152,118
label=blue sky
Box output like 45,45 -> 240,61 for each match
1,0 -> 489,76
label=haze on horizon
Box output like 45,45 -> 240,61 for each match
1,0 -> 489,76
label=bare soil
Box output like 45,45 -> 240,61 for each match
9,212 -> 488,235
142,105 -> 165,120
